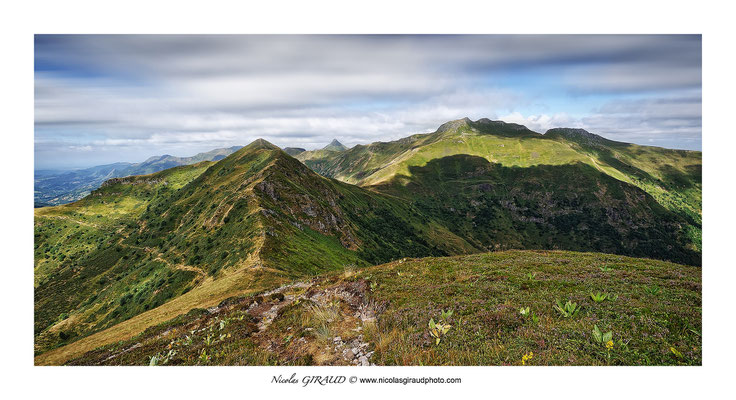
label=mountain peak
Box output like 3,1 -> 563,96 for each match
436,118 -> 473,133
244,138 -> 280,151
436,117 -> 533,135
545,128 -> 614,146
323,139 -> 347,152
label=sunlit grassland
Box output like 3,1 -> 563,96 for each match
359,133 -> 586,186
358,251 -> 700,365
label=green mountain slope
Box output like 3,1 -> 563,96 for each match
323,139 -> 348,152
295,139 -> 349,166
127,139 -> 445,277
63,250 -> 701,366
34,162 -> 215,353
544,128 -> 702,246
295,118 -> 702,252
34,140 -> 446,357
371,155 -> 699,265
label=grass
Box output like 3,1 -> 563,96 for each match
59,250 -> 701,366
359,251 -> 700,366
372,154 -> 700,266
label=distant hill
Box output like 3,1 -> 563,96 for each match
323,139 -> 347,152
296,139 -> 349,163
34,146 -> 243,206
372,154 -> 699,265
283,147 -> 306,156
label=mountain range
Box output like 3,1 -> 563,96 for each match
34,146 -> 243,206
33,118 -> 702,365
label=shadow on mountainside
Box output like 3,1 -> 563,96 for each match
372,155 -> 701,267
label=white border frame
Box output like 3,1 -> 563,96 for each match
4,1 -> 733,398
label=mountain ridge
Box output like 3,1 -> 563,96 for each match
296,117 -> 701,250
34,119 -> 702,365
35,145 -> 244,206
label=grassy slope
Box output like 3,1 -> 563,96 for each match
253,153 -> 448,272
34,163 -> 214,354
127,139 -> 447,277
35,267 -> 284,366
297,118 -> 584,185
64,250 -> 701,366
34,141 -> 447,362
545,128 -> 702,250
297,118 -> 702,252
371,155 -> 700,266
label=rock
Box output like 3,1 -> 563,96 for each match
358,355 -> 369,366
344,348 -> 357,358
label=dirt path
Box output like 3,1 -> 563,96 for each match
38,214 -> 103,229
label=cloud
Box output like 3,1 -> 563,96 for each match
34,35 -> 702,168
580,92 -> 702,149
498,112 -> 578,133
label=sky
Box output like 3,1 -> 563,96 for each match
34,35 -> 702,170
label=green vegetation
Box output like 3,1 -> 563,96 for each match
372,155 -> 699,266
297,118 -> 701,254
592,325 -> 613,344
34,118 -> 701,366
428,310 -> 453,345
34,162 -> 214,354
34,140 -> 441,356
63,250 -> 701,366
590,292 -> 610,303
554,299 -> 582,318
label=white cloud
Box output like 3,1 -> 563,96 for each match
498,112 -> 578,133
34,35 -> 702,168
